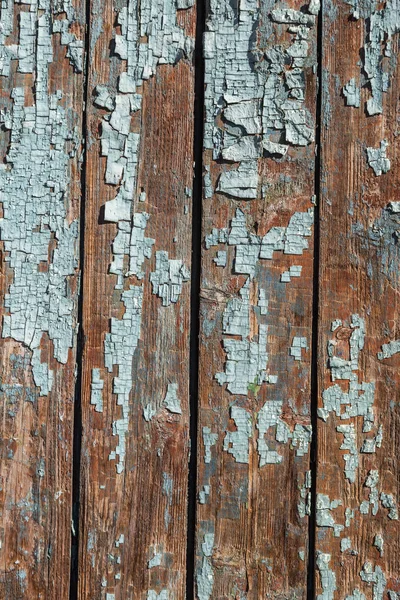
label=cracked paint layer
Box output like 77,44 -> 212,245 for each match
90,368 -> 104,412
316,552 -> 337,600
209,208 -> 313,395
366,140 -> 390,176
196,532 -> 214,600
0,1 -> 81,396
319,315 -> 382,481
91,0 -> 193,473
105,286 -> 143,473
203,0 -> 316,198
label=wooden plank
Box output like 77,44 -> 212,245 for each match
0,0 -> 85,597
78,1 -> 196,598
195,1 -> 318,596
316,0 -> 400,596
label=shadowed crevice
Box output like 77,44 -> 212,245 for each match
69,0 -> 92,597
307,0 -> 324,596
186,0 -> 206,597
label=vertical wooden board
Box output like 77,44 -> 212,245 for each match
317,0 -> 400,596
196,0 -> 318,597
0,0 -> 85,597
78,0 -> 195,598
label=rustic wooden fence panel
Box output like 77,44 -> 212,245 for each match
195,0 -> 318,597
77,0 -> 196,598
1,0 -> 400,598
0,0 -> 85,597
316,0 -> 400,596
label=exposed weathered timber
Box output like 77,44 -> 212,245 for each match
0,0 -> 85,597
77,0 -> 196,598
316,0 -> 400,596
195,0 -> 318,596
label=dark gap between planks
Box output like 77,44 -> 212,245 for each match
307,0 -> 324,595
186,0 -> 206,597
69,0 -> 92,595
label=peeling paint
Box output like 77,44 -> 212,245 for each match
90,368 -> 104,412
360,563 -> 386,600
204,0 -> 316,199
366,140 -> 390,176
0,6 -> 81,395
196,532 -> 214,600
316,552 -> 337,600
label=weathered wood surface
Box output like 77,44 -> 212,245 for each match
2,0 -> 400,597
0,0 -> 85,597
77,0 -> 196,598
316,0 -> 400,596
195,0 -> 318,597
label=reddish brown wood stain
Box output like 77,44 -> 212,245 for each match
0,0 -> 400,598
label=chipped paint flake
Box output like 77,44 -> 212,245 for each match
90,368 -> 104,412
316,494 -> 344,536
150,251 -> 190,306
105,286 -> 143,473
224,406 -> 252,463
366,140 -> 390,176
378,339 -> 400,359
343,78 -> 361,107
163,383 -> 182,414
204,0 -> 315,199
290,336 -> 308,361
360,563 -> 387,600
196,533 -> 214,600
316,552 -> 337,600
0,9 -> 80,396
203,427 -> 218,464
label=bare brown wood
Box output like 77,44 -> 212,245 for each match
316,0 -> 400,596
0,0 -> 85,597
195,0 -> 318,596
77,1 -> 196,598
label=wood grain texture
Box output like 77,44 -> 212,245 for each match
77,1 -> 195,598
195,1 -> 318,596
0,0 -> 85,597
316,0 -> 400,596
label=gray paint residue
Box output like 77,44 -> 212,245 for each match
203,427 -> 218,464
96,0 -> 193,224
378,339 -> 400,359
150,251 -> 190,306
0,0 -> 82,77
210,208 -> 313,395
90,368 -> 104,412
162,472 -> 173,530
290,336 -> 308,361
298,470 -> 312,518
346,591 -> 367,600
163,383 -> 182,414
204,0 -> 316,199
360,563 -> 387,600
319,315 -> 381,481
147,592 -> 169,600
0,6 -> 81,396
366,140 -> 390,176
105,286 -> 143,473
345,0 -> 400,115
316,494 -> 344,536
373,533 -> 384,556
196,533 -> 214,600
343,78 -> 361,107
224,406 -> 252,463
316,552 -> 337,600
199,485 -> 211,504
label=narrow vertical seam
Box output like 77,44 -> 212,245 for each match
69,0 -> 92,597
307,0 -> 324,596
186,0 -> 206,597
